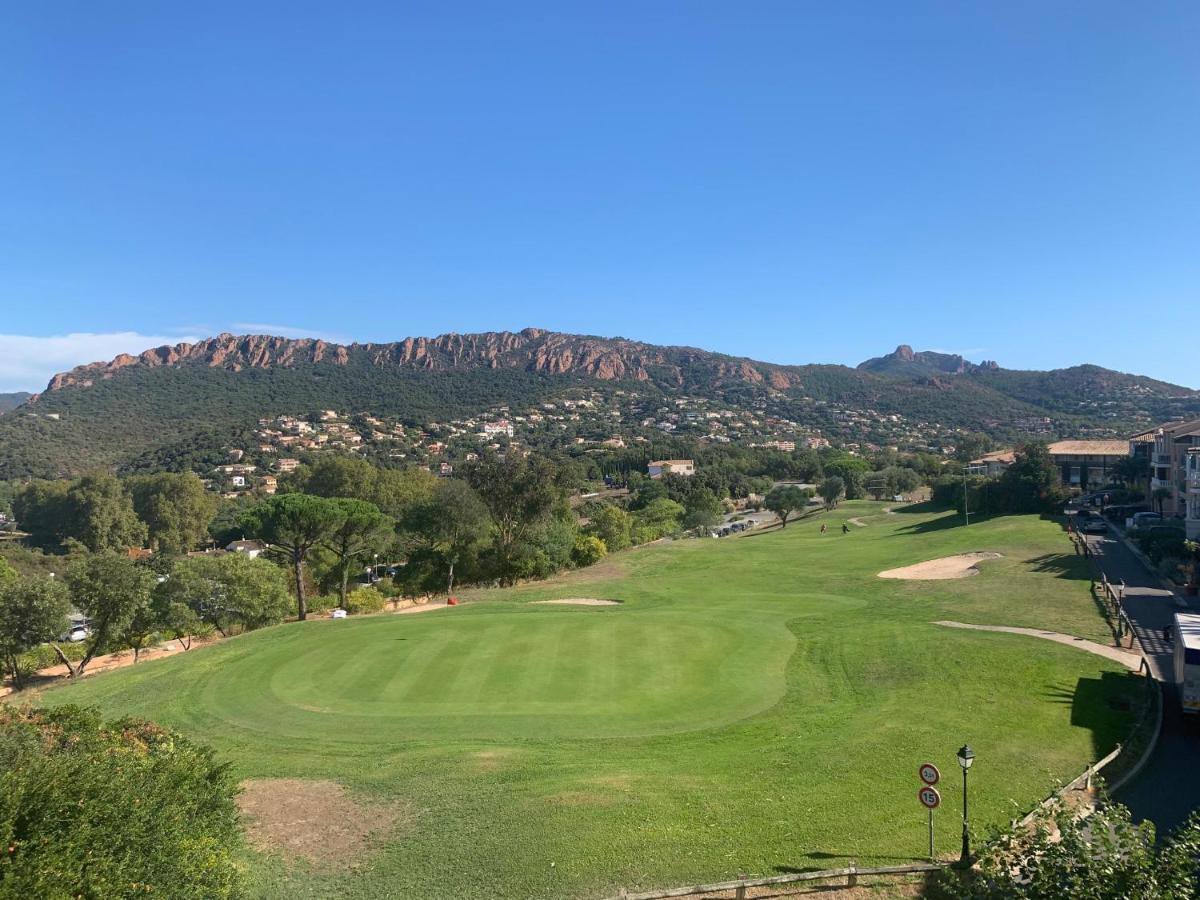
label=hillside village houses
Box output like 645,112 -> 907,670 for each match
648,459 -> 695,479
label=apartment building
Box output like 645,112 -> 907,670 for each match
1131,419 -> 1200,537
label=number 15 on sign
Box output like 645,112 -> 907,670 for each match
918,786 -> 940,860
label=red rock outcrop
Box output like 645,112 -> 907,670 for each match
40,328 -> 797,394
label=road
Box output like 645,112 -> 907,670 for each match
1083,529 -> 1200,838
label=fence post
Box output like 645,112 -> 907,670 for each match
847,861 -> 858,887
735,885 -> 747,900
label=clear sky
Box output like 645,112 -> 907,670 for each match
2,2 -> 1198,392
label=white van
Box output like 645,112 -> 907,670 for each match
1174,613 -> 1200,714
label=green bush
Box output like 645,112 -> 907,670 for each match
344,586 -> 386,615
571,534 -> 608,568
1134,528 -> 1187,564
0,705 -> 243,898
374,576 -> 403,598
307,593 -> 338,614
17,640 -> 85,673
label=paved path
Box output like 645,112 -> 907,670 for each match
846,507 -> 895,527
934,620 -> 1142,670
1083,530 -> 1200,838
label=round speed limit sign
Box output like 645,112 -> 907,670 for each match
919,763 -> 941,786
918,786 -> 941,810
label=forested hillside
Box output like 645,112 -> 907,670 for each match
1,329 -> 1197,480
0,392 -> 31,415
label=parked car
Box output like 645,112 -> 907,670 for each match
1129,511 -> 1164,530
1081,518 -> 1108,535
62,624 -> 90,642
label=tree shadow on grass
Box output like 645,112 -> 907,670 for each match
891,516 -> 998,535
1045,671 -> 1144,758
1027,552 -> 1091,579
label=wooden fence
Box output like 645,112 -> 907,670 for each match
606,862 -> 942,900
1059,524 -> 1163,794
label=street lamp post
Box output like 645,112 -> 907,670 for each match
962,466 -> 970,525
957,744 -> 975,866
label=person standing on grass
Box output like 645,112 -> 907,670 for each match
842,523 -> 850,534
820,523 -> 827,533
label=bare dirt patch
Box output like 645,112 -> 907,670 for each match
531,597 -> 621,606
878,552 -> 1003,581
393,598 -> 455,614
238,778 -> 410,866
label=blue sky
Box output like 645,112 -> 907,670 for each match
2,2 -> 1198,392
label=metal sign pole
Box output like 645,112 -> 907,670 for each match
928,807 -> 934,861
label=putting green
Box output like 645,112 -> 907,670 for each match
32,504 -> 1144,899
112,608 -> 804,741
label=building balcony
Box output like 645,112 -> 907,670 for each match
1152,477 -> 1174,492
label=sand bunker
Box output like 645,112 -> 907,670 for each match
532,598 -> 621,606
238,778 -> 410,865
878,552 -> 1003,580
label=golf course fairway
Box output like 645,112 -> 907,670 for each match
34,502 -> 1145,899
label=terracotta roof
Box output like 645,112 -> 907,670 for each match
978,450 -> 1016,463
1149,418 -> 1200,439
649,459 -> 694,466
1046,440 -> 1129,456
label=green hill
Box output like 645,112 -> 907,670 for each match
1,329 -> 1196,479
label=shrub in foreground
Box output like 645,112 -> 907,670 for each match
0,705 -> 243,899
343,586 -> 387,614
931,798 -> 1200,899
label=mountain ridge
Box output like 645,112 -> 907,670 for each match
3,328 -> 1199,481
31,330 -> 1195,398
35,328 -> 800,396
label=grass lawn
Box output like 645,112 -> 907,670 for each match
31,502 -> 1142,899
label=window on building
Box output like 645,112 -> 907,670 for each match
1070,466 -> 1081,484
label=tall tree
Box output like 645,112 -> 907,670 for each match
405,479 -> 491,594
683,488 -> 724,531
286,455 -> 437,519
764,485 -> 813,527
1112,454 -> 1151,489
0,576 -> 71,688
11,480 -> 72,550
321,498 -> 391,608
156,553 -> 292,636
240,494 -> 343,620
819,476 -> 845,509
998,443 -> 1066,514
586,504 -> 632,552
61,552 -> 156,676
465,453 -> 562,582
64,474 -> 147,553
126,471 -> 218,554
